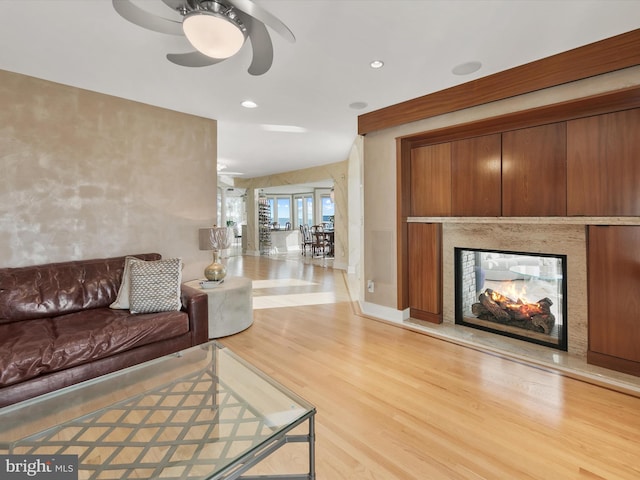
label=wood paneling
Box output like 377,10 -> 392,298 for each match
399,86 -> 640,150
568,108 -> 640,216
410,143 -> 451,217
396,138 -> 411,310
587,226 -> 640,376
397,87 -> 640,326
407,223 -> 442,323
359,29 -> 640,134
451,134 -> 502,216
502,123 -> 567,216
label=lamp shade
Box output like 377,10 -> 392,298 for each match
183,11 -> 246,59
199,227 -> 231,251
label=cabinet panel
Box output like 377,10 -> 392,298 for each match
410,143 -> 451,217
502,123 -> 567,216
408,223 -> 442,323
568,108 -> 640,216
451,134 -> 502,216
588,226 -> 640,375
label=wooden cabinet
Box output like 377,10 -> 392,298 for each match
587,226 -> 640,376
567,108 -> 640,216
410,143 -> 451,216
502,123 -> 567,216
451,134 -> 502,216
407,223 -> 442,323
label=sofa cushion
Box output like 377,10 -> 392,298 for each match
109,256 -> 137,310
0,253 -> 161,324
0,308 -> 189,387
129,258 -> 182,314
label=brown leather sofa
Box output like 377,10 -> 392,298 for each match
0,253 -> 208,407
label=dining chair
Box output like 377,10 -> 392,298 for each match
310,225 -> 328,257
300,225 -> 313,255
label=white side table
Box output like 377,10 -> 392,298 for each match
184,277 -> 253,338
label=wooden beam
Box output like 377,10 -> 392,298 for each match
358,29 -> 640,135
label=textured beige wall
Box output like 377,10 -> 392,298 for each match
363,65 -> 640,310
0,70 -> 217,281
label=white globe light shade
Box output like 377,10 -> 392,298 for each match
182,12 -> 246,59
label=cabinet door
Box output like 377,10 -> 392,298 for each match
502,123 -> 567,216
567,109 -> 640,216
410,143 -> 451,217
408,223 -> 442,323
587,226 -> 640,376
451,134 -> 502,216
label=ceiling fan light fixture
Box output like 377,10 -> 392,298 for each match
182,10 -> 247,59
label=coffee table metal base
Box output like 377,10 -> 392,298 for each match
216,412 -> 315,480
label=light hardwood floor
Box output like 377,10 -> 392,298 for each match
220,255 -> 640,480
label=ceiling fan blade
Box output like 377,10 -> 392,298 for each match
160,0 -> 186,11
228,0 -> 295,43
238,13 -> 273,76
112,0 -> 183,35
167,51 -> 226,67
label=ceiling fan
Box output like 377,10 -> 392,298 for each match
112,0 -> 295,75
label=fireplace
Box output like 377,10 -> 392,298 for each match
455,247 -> 567,350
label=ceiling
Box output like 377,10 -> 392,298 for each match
1,1 -> 639,180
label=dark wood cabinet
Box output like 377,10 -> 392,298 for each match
451,134 -> 502,216
567,108 -> 640,216
587,226 -> 640,376
502,123 -> 567,216
407,222 -> 442,323
410,143 -> 451,217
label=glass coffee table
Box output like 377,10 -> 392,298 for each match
0,341 -> 316,480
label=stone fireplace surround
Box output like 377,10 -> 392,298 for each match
404,217 -> 640,396
444,221 -> 585,356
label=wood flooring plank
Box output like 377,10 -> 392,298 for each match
221,256 -> 640,480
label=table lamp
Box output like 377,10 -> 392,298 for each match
199,226 -> 231,281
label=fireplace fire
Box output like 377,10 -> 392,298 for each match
455,248 -> 567,350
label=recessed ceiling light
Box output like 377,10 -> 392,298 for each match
452,61 -> 482,76
349,102 -> 368,110
261,124 -> 307,133
370,60 -> 384,69
241,100 -> 258,108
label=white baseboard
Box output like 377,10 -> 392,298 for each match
358,301 -> 409,324
333,260 -> 347,270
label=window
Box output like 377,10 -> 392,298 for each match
295,197 -> 304,227
306,196 -> 314,225
276,197 -> 291,225
225,196 -> 246,226
321,195 -> 334,224
266,196 -> 293,228
293,194 -> 314,228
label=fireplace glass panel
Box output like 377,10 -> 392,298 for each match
455,248 -> 567,350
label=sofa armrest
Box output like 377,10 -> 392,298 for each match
181,284 -> 209,345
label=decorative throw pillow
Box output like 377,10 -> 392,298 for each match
109,256 -> 137,310
128,258 -> 183,314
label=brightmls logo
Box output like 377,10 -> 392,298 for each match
1,455 -> 77,479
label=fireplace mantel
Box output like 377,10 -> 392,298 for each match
408,217 -> 640,225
